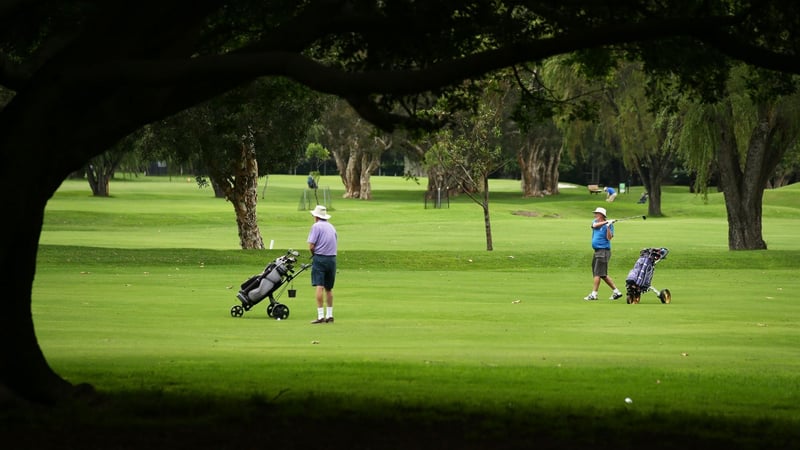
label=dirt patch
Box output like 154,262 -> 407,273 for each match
512,210 -> 561,218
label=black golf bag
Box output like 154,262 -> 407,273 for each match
230,249 -> 310,319
625,247 -> 671,304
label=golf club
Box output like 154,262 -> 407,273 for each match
613,215 -> 647,223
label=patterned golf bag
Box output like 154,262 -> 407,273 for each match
625,247 -> 670,304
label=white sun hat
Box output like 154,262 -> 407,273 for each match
310,205 -> 331,220
592,207 -> 607,217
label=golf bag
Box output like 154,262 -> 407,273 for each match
625,247 -> 671,304
229,249 -> 310,320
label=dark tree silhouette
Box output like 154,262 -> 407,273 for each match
2,0 -> 800,403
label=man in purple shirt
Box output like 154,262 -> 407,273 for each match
307,205 -> 338,324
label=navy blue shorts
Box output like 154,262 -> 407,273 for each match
311,255 -> 336,290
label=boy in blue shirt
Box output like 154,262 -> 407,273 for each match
604,186 -> 617,202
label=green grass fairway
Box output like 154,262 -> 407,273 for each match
13,175 -> 800,449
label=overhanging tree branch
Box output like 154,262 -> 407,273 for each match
696,30 -> 800,74
62,15 -> 752,97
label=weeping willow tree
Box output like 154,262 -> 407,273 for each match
609,61 -> 685,217
551,57 -> 686,216
543,56 -> 625,187
679,65 -> 800,250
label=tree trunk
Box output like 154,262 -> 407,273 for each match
332,149 -> 361,199
646,178 -> 662,217
637,162 -> 664,218
482,177 -> 493,251
713,101 -> 795,250
358,151 -> 381,200
632,146 -> 673,218
542,149 -> 562,195
87,166 -> 111,197
86,150 -> 127,197
425,165 -> 456,199
722,184 -> 766,250
233,142 -> 264,249
210,178 -> 226,198
327,124 -> 392,200
0,190 -> 77,404
356,135 -> 392,200
332,142 -> 385,200
714,103 -> 764,250
0,139 -> 85,403
212,140 -> 264,250
519,151 -> 535,197
358,162 -> 372,199
519,138 -> 562,197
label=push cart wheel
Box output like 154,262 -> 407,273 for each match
626,286 -> 641,304
272,304 -> 290,320
230,305 -> 244,317
266,303 -> 275,317
659,289 -> 672,304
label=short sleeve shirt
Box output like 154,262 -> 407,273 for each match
591,220 -> 614,250
308,221 -> 338,256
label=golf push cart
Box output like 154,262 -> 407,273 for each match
230,249 -> 310,319
625,247 -> 671,304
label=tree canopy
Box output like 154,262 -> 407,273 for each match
4,1 -> 800,138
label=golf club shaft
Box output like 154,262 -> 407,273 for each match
615,215 -> 646,222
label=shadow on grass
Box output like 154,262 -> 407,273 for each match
1,391 -> 797,449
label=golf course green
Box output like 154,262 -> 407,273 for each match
10,175 -> 799,449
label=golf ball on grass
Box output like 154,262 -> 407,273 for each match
624,397 -> 633,404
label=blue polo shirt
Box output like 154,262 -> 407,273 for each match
591,220 -> 614,250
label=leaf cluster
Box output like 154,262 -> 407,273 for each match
4,1 -> 800,147
143,77 -> 326,176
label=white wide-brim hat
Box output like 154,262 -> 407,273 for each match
593,207 -> 607,217
310,205 -> 331,220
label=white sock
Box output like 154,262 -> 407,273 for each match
326,307 -> 333,318
591,291 -> 598,296
613,288 -> 621,294
317,307 -> 324,319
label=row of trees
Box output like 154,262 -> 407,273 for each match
405,60 -> 800,251
76,58 -> 800,252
